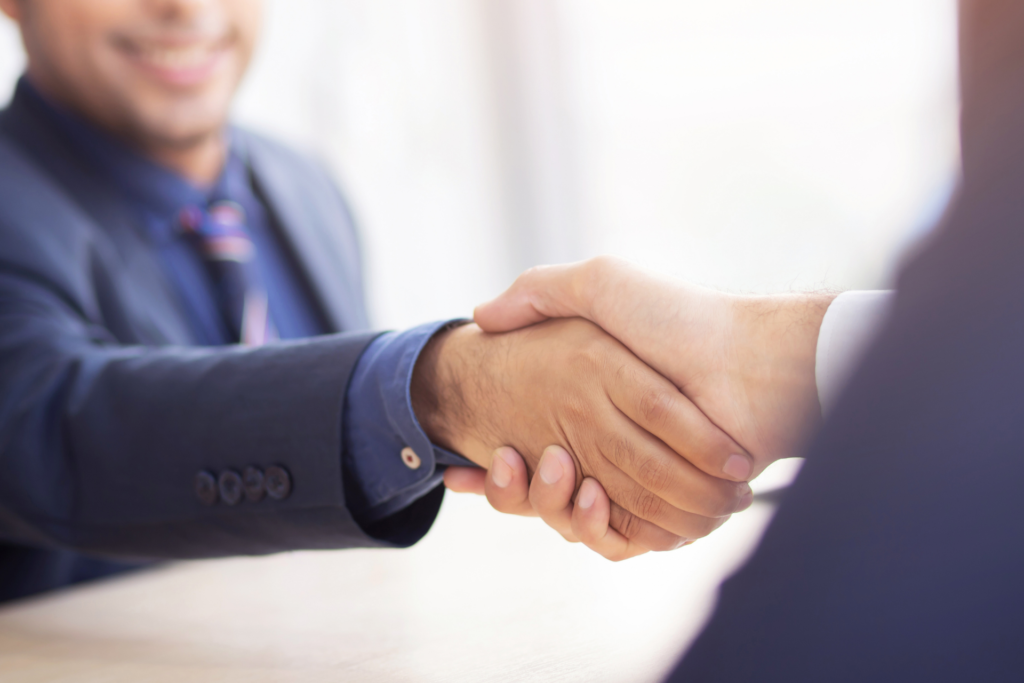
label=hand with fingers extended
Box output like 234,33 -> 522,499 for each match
413,318 -> 752,551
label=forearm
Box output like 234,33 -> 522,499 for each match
0,272 -> 403,558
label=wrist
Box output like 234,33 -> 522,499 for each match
410,323 -> 494,468
730,292 -> 836,458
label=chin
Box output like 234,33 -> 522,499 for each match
132,96 -> 232,149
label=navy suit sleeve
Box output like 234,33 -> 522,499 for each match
0,268 -> 434,559
341,321 -> 477,538
667,2 -> 1024,680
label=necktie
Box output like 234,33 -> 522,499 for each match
179,201 -> 275,346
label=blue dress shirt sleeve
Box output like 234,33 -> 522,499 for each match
342,320 -> 478,532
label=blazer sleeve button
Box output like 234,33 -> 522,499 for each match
218,470 -> 243,506
401,447 -> 422,470
243,467 -> 265,502
264,465 -> 292,500
195,471 -> 219,505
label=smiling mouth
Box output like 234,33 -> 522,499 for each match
112,33 -> 235,86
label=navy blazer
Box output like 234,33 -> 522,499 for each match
668,0 -> 1024,680
0,91 -> 441,602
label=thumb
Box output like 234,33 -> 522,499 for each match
474,262 -> 589,333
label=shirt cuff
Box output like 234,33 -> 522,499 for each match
342,320 -> 477,528
815,290 -> 895,414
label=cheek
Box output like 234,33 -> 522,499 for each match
24,5 -> 103,84
230,0 -> 263,67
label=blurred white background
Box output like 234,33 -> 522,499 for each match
0,0 -> 960,533
0,0 -> 959,329
0,3 -> 961,676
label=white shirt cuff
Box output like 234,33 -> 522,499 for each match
815,290 -> 895,414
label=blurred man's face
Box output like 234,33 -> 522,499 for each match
0,0 -> 261,151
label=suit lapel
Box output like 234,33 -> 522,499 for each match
239,133 -> 368,334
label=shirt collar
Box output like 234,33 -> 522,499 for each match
16,76 -> 248,243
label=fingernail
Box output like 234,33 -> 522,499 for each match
577,480 -> 597,509
672,537 -> 692,550
737,489 -> 754,511
491,454 -> 512,488
538,452 -> 563,485
723,454 -> 752,481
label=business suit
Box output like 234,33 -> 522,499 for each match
669,0 -> 1024,680
0,84 -> 444,602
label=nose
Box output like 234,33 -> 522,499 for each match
143,0 -> 222,27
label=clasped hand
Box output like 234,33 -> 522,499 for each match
411,317 -> 753,554
439,257 -> 833,560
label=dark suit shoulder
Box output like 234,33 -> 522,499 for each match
0,134 -> 102,320
232,127 -> 369,331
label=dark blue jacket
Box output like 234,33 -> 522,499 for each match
669,1 -> 1024,680
0,88 -> 442,602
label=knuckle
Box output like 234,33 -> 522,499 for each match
609,504 -> 680,551
613,360 -> 636,388
629,487 -> 662,522
613,508 -> 646,540
635,457 -> 671,494
637,386 -> 676,429
518,264 -> 546,282
608,434 -> 639,471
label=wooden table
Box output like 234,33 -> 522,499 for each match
0,465 -> 797,683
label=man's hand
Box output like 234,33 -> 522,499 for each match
412,319 -> 753,549
444,445 -> 656,562
472,257 -> 836,476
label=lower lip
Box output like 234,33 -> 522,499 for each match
125,46 -> 230,88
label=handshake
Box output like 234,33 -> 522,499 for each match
411,257 -> 837,560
